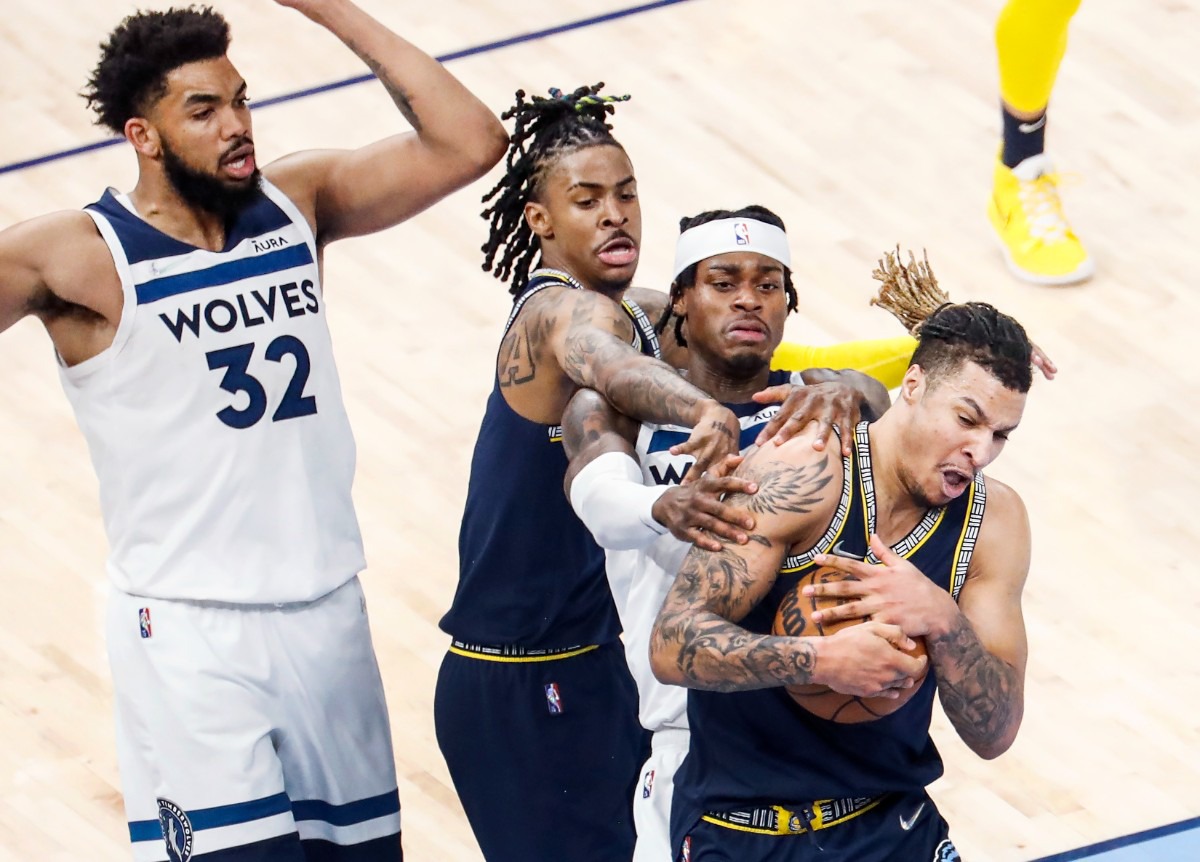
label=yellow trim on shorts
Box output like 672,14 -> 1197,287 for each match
447,643 -> 600,663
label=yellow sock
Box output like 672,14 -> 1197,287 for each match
996,0 -> 1082,113
771,336 -> 916,390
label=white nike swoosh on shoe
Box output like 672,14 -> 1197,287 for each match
899,802 -> 926,831
1018,115 -> 1047,134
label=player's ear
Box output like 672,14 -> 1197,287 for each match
899,364 -> 925,404
670,280 -> 688,317
525,201 -> 553,240
125,117 -> 161,158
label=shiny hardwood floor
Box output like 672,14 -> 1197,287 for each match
0,1 -> 1196,859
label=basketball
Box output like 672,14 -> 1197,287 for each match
772,566 -> 928,723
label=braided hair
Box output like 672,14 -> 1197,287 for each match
912,303 -> 1033,392
871,248 -> 1032,392
480,83 -> 631,296
657,205 -> 799,347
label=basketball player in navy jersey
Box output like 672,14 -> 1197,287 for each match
0,3 -> 506,860
562,205 -> 929,862
436,89 -> 869,861
651,258 -> 1034,862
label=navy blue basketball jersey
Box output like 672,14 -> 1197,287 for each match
673,421 -> 987,827
442,269 -> 661,647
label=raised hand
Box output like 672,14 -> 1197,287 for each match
1030,340 -> 1057,380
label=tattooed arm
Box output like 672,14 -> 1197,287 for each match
562,389 -> 756,552
649,432 -> 926,694
928,478 -> 1030,759
266,0 -> 508,243
547,289 -> 741,472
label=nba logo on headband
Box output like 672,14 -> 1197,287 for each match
734,223 -> 750,245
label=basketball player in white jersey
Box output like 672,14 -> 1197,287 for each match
0,3 -> 506,860
562,206 -> 921,861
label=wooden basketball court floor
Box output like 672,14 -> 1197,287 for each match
1,1 -> 1197,859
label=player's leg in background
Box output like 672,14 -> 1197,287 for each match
268,577 -> 403,862
632,729 -> 688,862
989,0 -> 1093,286
108,589 -> 307,862
435,641 -> 647,862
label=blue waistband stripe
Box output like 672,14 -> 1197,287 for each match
134,244 -> 314,305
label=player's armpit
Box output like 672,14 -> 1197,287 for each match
0,211 -> 105,336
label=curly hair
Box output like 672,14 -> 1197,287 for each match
480,83 -> 630,296
658,205 -> 799,348
82,6 -> 231,134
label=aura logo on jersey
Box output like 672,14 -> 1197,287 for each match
157,798 -> 193,862
158,280 -> 321,343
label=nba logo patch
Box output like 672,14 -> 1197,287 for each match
642,768 -> 655,799
157,798 -> 193,862
734,222 -> 751,245
681,835 -> 692,862
544,682 -> 564,715
138,608 -> 152,639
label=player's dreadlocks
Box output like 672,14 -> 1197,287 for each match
480,83 -> 631,296
871,247 -> 1032,392
658,205 -> 799,348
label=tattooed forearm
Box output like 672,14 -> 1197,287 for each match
563,326 -> 713,426
727,456 -> 833,515
650,541 -> 819,692
928,615 -> 1024,757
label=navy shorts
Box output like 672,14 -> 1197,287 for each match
675,791 -> 959,862
435,640 -> 649,862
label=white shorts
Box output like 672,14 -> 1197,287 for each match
108,577 -> 401,861
633,727 -> 690,862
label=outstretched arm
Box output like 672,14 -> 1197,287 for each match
551,290 -> 741,473
267,0 -> 508,243
649,433 -> 926,694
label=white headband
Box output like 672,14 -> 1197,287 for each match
672,217 -> 791,280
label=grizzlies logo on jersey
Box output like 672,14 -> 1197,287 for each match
935,838 -> 961,861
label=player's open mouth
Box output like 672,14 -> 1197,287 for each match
596,235 -> 638,267
220,145 -> 256,180
940,468 -> 971,498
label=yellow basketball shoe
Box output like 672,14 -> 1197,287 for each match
988,153 -> 1094,285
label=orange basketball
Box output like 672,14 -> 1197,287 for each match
772,566 -> 928,723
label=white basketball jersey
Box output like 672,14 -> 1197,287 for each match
60,180 -> 365,603
606,372 -> 806,732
